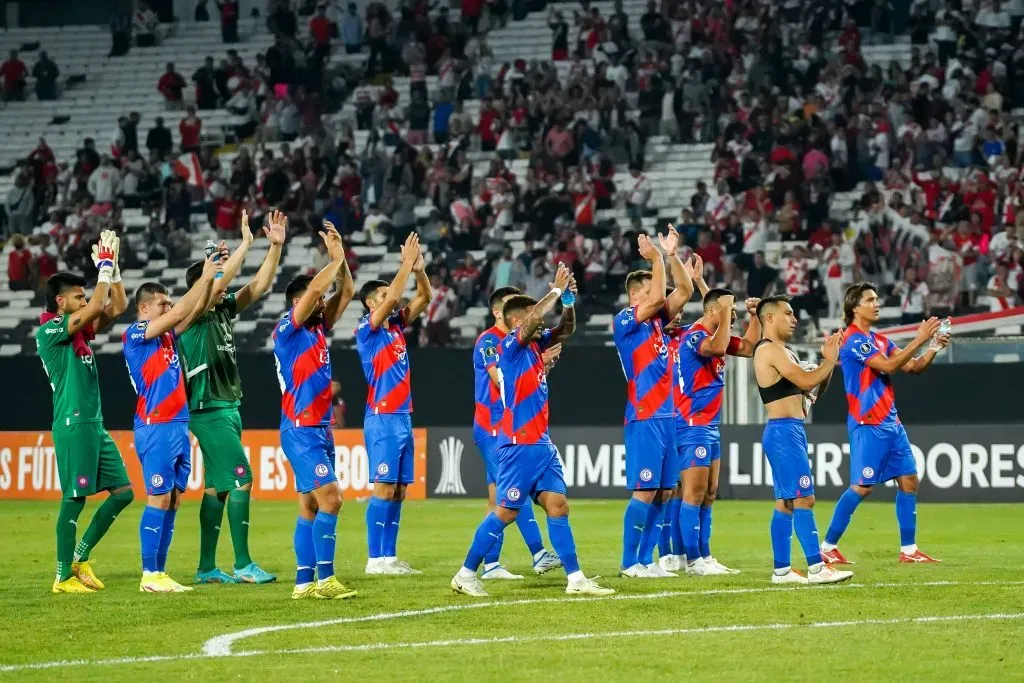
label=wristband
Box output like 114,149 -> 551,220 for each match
112,269 -> 122,284
97,271 -> 113,285
550,287 -> 563,298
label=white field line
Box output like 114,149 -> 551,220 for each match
2,611 -> 1022,673
201,579 -> 1024,656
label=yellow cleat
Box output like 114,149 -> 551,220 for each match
160,573 -> 194,592
72,561 -> 105,590
52,576 -> 96,594
291,584 -> 318,600
139,572 -> 177,593
314,576 -> 358,600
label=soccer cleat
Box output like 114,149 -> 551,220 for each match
139,572 -> 177,593
618,563 -> 655,578
658,554 -> 683,572
645,562 -> 678,578
386,559 -> 423,575
451,573 -> 489,597
162,573 -> 194,592
706,557 -> 741,574
234,562 -> 277,584
314,576 -> 358,600
820,546 -> 855,565
807,564 -> 854,585
566,577 -> 615,596
365,558 -> 388,575
481,565 -> 524,580
533,549 -> 562,575
291,584 -> 318,600
194,568 -> 238,585
899,549 -> 942,564
684,557 -> 728,576
71,561 -> 105,590
52,576 -> 96,594
771,569 -> 808,585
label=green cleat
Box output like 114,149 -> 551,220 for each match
194,568 -> 238,585
234,562 -> 277,584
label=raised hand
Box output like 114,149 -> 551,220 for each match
821,329 -> 843,362
240,209 -> 254,243
263,209 -> 287,245
552,262 -> 571,291
400,232 -> 420,266
567,272 -> 578,296
915,316 -> 941,344
745,297 -> 760,316
92,234 -> 116,283
717,293 -> 735,313
319,222 -> 344,261
542,342 -> 562,370
637,234 -> 658,262
692,253 -> 704,280
658,224 -> 680,255
201,251 -> 220,281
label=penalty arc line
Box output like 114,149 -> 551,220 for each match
201,579 -> 1024,656
2,612 -> 1023,673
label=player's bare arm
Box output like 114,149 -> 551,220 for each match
92,230 -> 129,334
401,241 -> 433,324
211,210 -> 255,301
764,334 -> 838,392
731,298 -> 762,357
235,209 -> 287,313
692,253 -> 710,299
173,252 -> 224,336
516,263 -> 570,345
67,234 -> 116,336
371,232 -> 418,329
323,224 -> 356,330
542,342 -> 563,372
634,234 -> 666,322
550,271 -> 577,343
146,254 -> 219,340
293,224 -> 346,326
700,293 -> 736,357
814,330 -> 843,394
866,317 -> 941,374
660,227 -> 695,317
900,331 -> 951,374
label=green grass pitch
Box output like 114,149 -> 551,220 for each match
0,499 -> 1021,681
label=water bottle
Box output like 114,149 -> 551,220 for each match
938,317 -> 952,336
205,240 -> 224,279
560,288 -> 576,308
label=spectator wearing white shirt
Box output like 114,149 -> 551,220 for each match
988,223 -> 1017,263
822,231 -> 856,319
780,244 -> 819,323
622,164 -> 651,226
986,262 -> 1019,311
894,269 -> 930,324
424,272 -> 459,346
87,157 -> 121,206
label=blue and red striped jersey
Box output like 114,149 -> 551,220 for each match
355,312 -> 412,414
472,325 -> 503,435
122,322 -> 189,429
272,309 -> 333,430
496,327 -> 554,446
613,305 -> 674,423
677,323 -> 742,426
839,325 -> 900,430
666,325 -> 688,418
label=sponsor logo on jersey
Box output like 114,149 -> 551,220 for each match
862,466 -> 875,479
695,446 -> 708,459
506,486 -> 521,501
150,474 -> 164,488
799,475 -> 812,489
314,463 -> 329,478
639,468 -> 653,482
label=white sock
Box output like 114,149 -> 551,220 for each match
774,566 -> 791,576
808,562 -> 824,574
317,577 -> 332,587
821,542 -> 838,552
457,566 -> 477,579
566,570 -> 585,584
367,557 -> 382,566
294,581 -> 312,591
901,544 -> 918,555
483,562 -> 500,571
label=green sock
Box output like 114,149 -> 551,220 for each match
198,493 -> 225,573
56,498 -> 86,582
75,488 -> 134,562
226,489 -> 253,570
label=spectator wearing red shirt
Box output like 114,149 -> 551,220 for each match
179,106 -> 203,153
1,49 -> 28,101
218,0 -> 240,43
309,6 -> 332,45
453,253 -> 481,301
478,98 -> 501,152
952,219 -> 983,306
462,0 -> 484,34
7,234 -> 34,292
695,229 -> 724,281
157,62 -> 187,110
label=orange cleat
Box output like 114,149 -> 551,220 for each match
899,549 -> 942,563
821,547 -> 855,565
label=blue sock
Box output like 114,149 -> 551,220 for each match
294,517 -> 315,586
895,491 -> 917,547
793,508 -> 823,566
463,512 -> 508,572
483,526 -> 505,565
621,498 -> 651,568
668,497 -> 683,557
658,507 -> 672,558
698,505 -> 712,558
365,496 -> 388,559
139,505 -> 164,573
312,511 -> 338,581
156,509 -> 176,572
771,510 -> 793,570
382,501 -> 401,557
546,516 -> 580,575
825,487 -> 865,546
638,499 -> 664,565
680,502 -> 701,562
515,504 -> 545,556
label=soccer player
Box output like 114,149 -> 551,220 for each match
472,286 -> 560,580
752,296 -> 853,585
180,210 -> 285,585
613,228 -> 694,579
273,222 -> 357,599
820,282 -> 948,565
356,233 -> 432,576
451,265 -> 613,597
38,232 -> 133,594
123,250 -> 223,593
676,288 -> 761,575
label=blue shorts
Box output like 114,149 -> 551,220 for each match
280,425 -> 337,494
473,427 -> 499,486
495,442 -> 566,509
850,423 -> 917,486
762,418 -> 814,501
365,412 -> 415,485
136,422 -> 192,495
624,417 -> 677,489
678,424 -> 721,470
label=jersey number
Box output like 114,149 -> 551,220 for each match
274,355 -> 286,394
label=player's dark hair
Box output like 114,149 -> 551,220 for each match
756,295 -> 790,322
44,272 -> 88,313
502,294 -> 537,324
703,288 -> 734,310
489,286 -> 521,312
185,261 -> 204,289
359,279 -> 389,311
624,270 -> 652,294
134,282 -> 169,308
285,274 -> 314,304
843,281 -> 877,325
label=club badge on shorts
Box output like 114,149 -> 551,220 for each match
150,474 -> 164,488
314,463 -> 329,478
639,468 -> 653,482
799,475 -> 811,489
506,487 -> 521,501
695,446 -> 708,459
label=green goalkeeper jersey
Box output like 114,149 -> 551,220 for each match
35,315 -> 104,425
179,293 -> 243,412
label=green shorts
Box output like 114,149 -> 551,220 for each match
189,407 -> 253,493
53,422 -> 130,499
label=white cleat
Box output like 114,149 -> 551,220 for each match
365,559 -> 388,575
705,557 -> 741,574
771,569 -> 809,585
807,563 -> 854,585
684,557 -> 728,576
658,554 -> 683,572
645,562 -> 678,578
480,564 -> 524,580
532,550 -> 562,575
566,576 -> 615,596
450,573 -> 489,597
618,563 -> 656,578
385,559 -> 422,575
